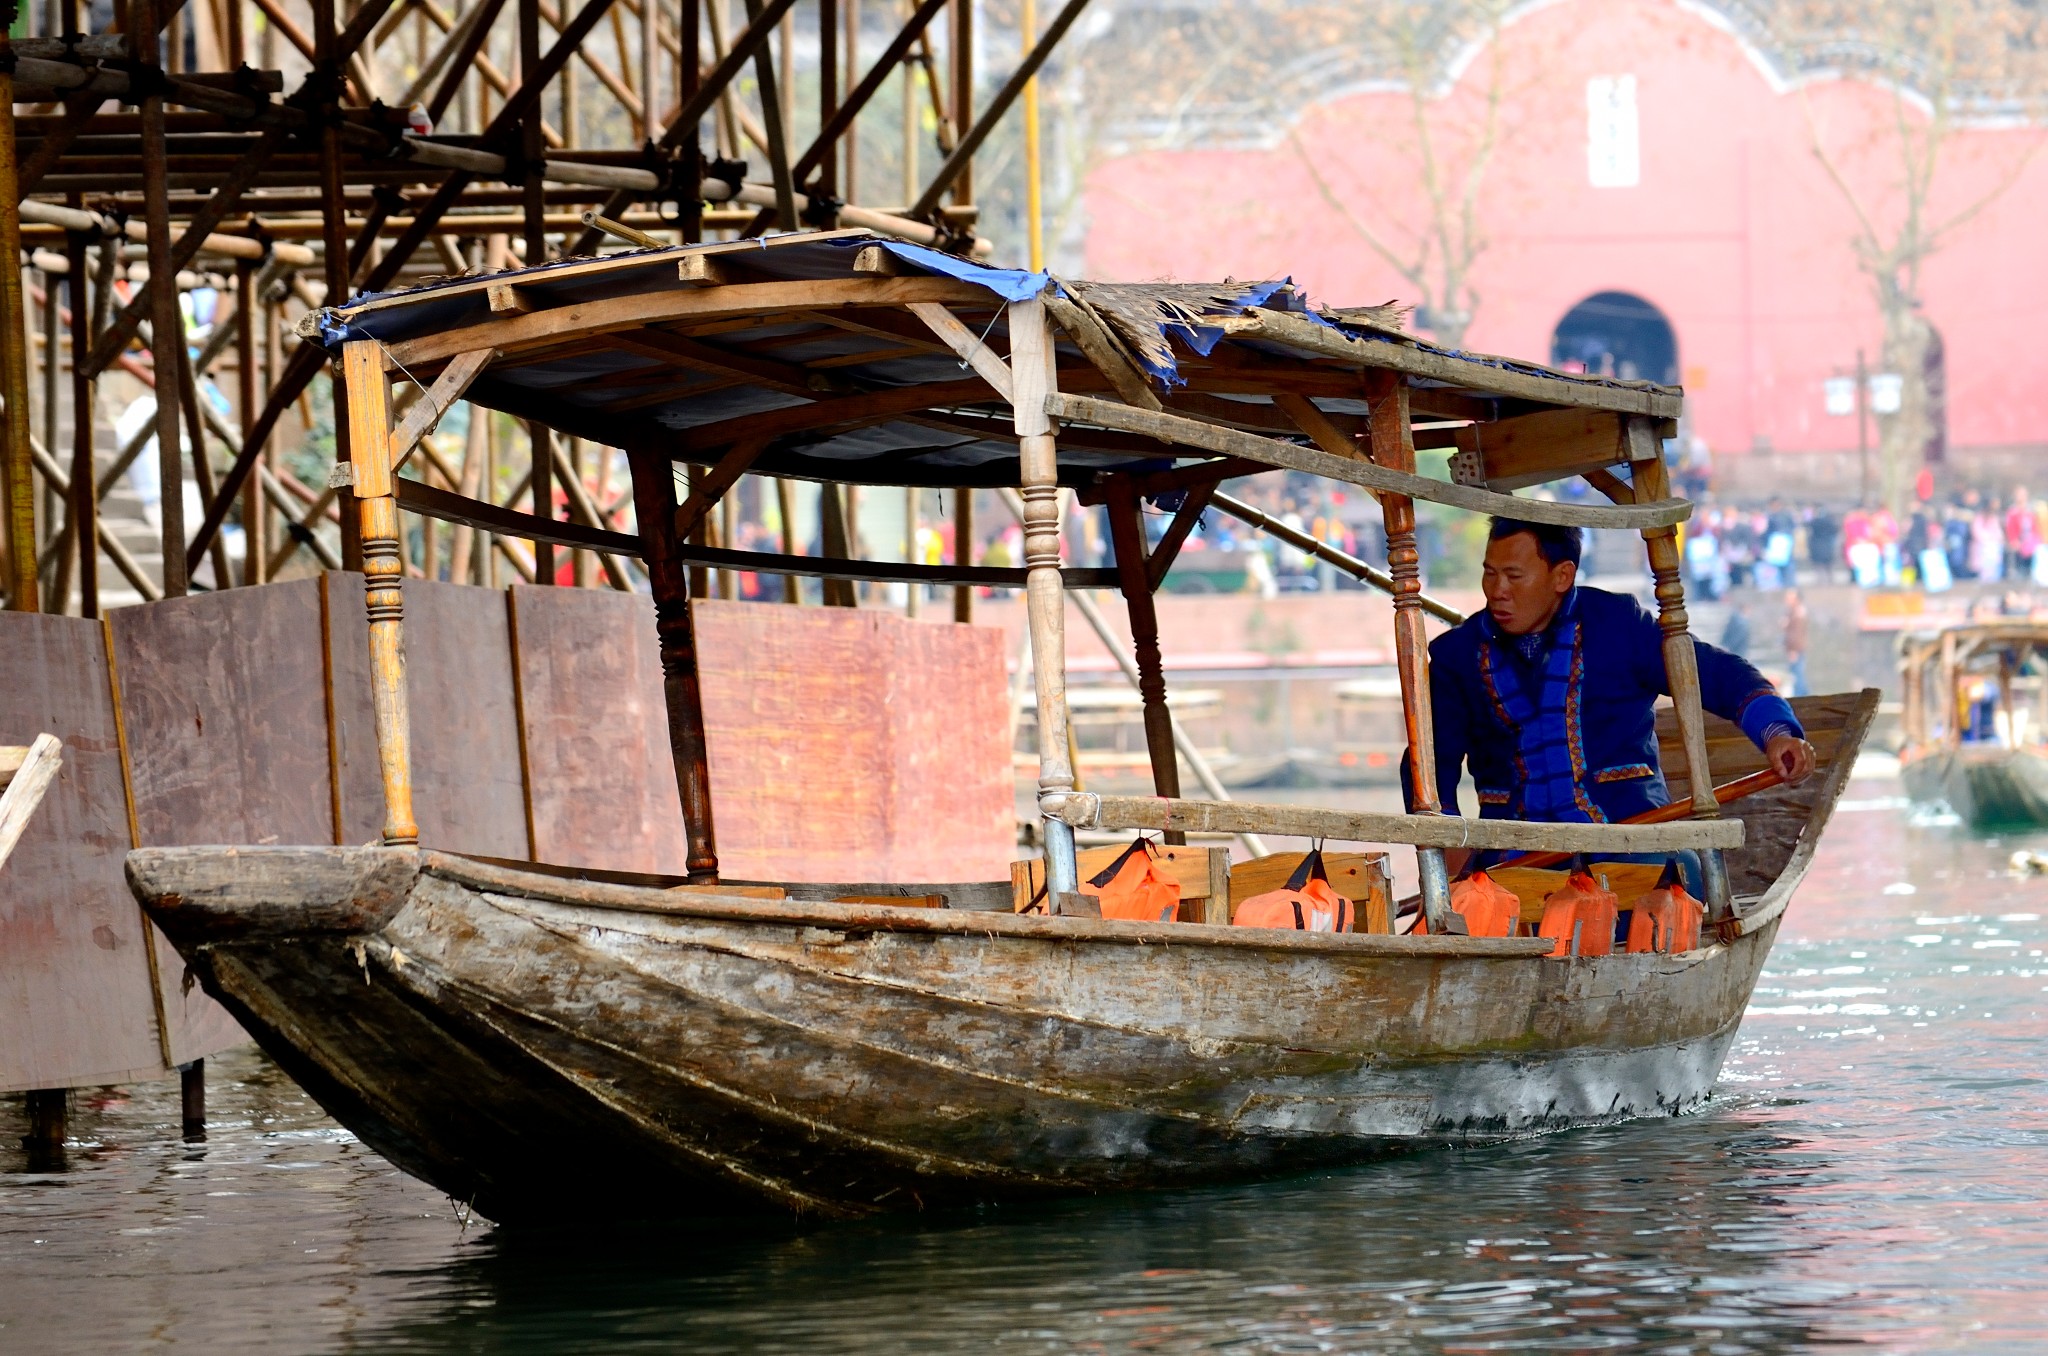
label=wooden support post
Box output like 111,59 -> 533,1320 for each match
342,341 -> 418,846
680,0 -> 702,241
530,423 -> 555,584
818,482 -> 856,607
1106,481 -> 1182,841
627,445 -> 719,880
23,1088 -> 66,1153
1366,370 -> 1454,933
1010,295 -> 1079,895
952,486 -> 973,622
179,1058 -> 205,1138
66,230 -> 98,617
1629,418 -> 1728,919
903,486 -> 919,616
775,477 -> 799,603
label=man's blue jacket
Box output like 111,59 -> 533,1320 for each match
1405,586 -> 1803,822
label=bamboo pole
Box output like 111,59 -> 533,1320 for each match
139,0 -> 189,599
342,340 -> 418,846
66,229 -> 98,617
1,39 -> 39,611
237,259 -> 264,584
1009,294 -> 1079,897
1020,0 -> 1042,269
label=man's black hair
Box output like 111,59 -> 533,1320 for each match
1487,517 -> 1583,568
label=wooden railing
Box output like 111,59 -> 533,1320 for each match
1042,792 -> 1746,856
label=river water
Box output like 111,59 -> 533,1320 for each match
5,769 -> 2046,1353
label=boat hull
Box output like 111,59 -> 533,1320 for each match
132,847 -> 1780,1224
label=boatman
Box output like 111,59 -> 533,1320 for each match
1407,518 -> 1816,878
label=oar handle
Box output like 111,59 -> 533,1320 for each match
1493,768 -> 1786,873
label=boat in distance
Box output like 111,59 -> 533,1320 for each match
128,694 -> 1873,1225
1897,622 -> 2048,828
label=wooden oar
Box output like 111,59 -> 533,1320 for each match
1493,768 -> 1786,872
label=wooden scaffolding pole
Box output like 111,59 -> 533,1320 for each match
0,38 -> 38,612
66,229 -> 98,617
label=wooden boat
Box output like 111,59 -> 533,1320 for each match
129,232 -> 1871,1222
1898,622 -> 2048,827
130,692 -> 1870,1223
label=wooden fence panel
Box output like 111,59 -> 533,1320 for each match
0,616 -> 167,1091
402,580 -> 529,859
508,585 -> 689,874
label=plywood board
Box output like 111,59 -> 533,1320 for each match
693,600 -> 1013,884
108,579 -> 335,849
878,613 -> 1014,882
110,581 -> 363,1065
0,615 -> 169,1091
322,572 -> 389,847
508,585 -> 689,875
401,579 -> 529,859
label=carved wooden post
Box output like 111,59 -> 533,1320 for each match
1010,295 -> 1080,896
1106,480 -> 1183,843
1365,369 -> 1454,932
1628,419 -> 1729,917
342,341 -> 417,846
627,444 -> 719,881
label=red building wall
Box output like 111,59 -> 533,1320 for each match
1081,0 -> 2048,490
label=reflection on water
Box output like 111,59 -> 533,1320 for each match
5,776 -> 2047,1353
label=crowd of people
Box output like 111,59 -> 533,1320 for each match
1683,489 -> 2048,597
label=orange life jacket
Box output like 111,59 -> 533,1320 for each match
1625,862 -> 1703,954
1538,868 -> 1619,958
1081,837 -> 1182,923
1430,869 -> 1521,938
1232,849 -> 1354,933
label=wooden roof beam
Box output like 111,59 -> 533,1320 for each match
1050,393 -> 1691,530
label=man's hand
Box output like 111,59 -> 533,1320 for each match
1765,733 -> 1817,786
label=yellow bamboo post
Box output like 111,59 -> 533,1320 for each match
342,341 -> 418,846
1020,0 -> 1043,271
1628,418 -> 1728,918
1366,369 -> 1454,932
1010,294 -> 1078,895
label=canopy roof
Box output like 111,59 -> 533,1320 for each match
313,229 -> 1683,492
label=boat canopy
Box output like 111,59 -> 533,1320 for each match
310,228 -> 1682,498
